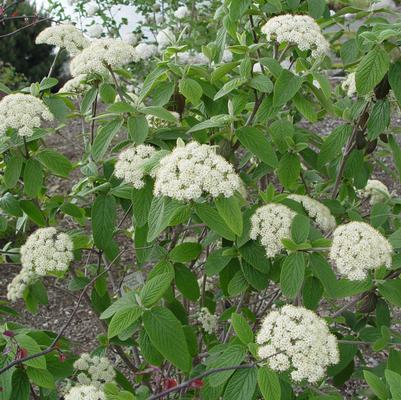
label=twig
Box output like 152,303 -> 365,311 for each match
47,47 -> 62,78
22,137 -> 30,159
0,16 -> 52,38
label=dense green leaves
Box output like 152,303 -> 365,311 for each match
280,252 -> 305,298
273,70 -> 303,107
91,194 -> 116,251
215,195 -> 243,237
257,367 -> 281,400
108,306 -> 142,338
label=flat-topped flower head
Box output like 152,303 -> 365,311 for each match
115,145 -> 156,189
197,307 -> 218,334
0,94 -> 53,137
65,385 -> 105,400
156,28 -> 175,49
261,14 -> 329,58
36,24 -> 89,55
174,6 -> 191,19
135,43 -> 158,60
257,305 -> 339,383
154,141 -> 241,201
250,203 -> 296,258
329,221 -> 392,281
59,74 -> 90,95
359,179 -> 390,205
6,268 -> 37,302
73,353 -> 115,388
177,51 -> 209,65
21,227 -> 74,276
70,38 -> 138,76
288,194 -> 336,232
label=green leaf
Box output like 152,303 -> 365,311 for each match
235,127 -> 278,168
257,366 -> 281,400
223,368 -> 257,400
231,313 -> 254,345
388,228 -> 401,249
10,369 -> 29,400
139,65 -> 169,101
291,214 -> 310,244
19,200 -> 46,226
4,153 -> 23,189
108,306 -> 142,338
80,87 -> 98,114
187,114 -> 231,133
363,370 -> 387,400
179,78 -> 203,104
215,196 -> 243,237
132,177 -> 153,227
40,77 -> 58,91
280,252 -> 305,298
228,270 -> 248,296
355,46 -> 389,95
377,280 -> 401,307
127,115 -> 148,144
308,0 -> 325,18
277,153 -> 300,190
293,93 -> 317,123
249,75 -> 273,93
241,261 -> 269,290
388,135 -> 401,183
205,248 -> 233,276
385,369 -> 401,400
151,80 -> 175,106
340,39 -> 360,65
170,242 -> 202,263
195,203 -> 236,240
37,149 -> 73,177
23,159 -> 43,198
100,291 -> 137,319
214,77 -> 247,100
0,368 -> 12,400
147,196 -> 186,242
367,100 -> 390,140
26,367 -> 55,389
239,241 -> 270,274
143,307 -> 191,372
389,61 -> 401,107
140,273 -> 174,307
92,118 -> 123,161
318,124 -> 352,167
174,264 -> 200,301
273,70 -> 303,107
140,106 -> 177,122
91,194 -> 116,251
99,83 -> 116,104
15,334 -> 46,369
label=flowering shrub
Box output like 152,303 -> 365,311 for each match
2,0 -> 401,399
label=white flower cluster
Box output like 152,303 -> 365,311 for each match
261,14 -> 329,58
156,28 -> 175,49
6,268 -> 37,302
115,145 -> 156,189
87,24 -> 103,38
65,385 -> 105,400
36,24 -> 89,55
74,353 -> 116,388
288,194 -> 336,232
86,3 -> 99,16
329,221 -> 392,281
154,141 -> 241,201
59,75 -> 90,95
342,72 -> 356,97
250,203 -> 296,258
257,305 -> 339,383
359,179 -> 390,205
221,49 -> 233,63
146,111 -> 180,129
21,227 -> 74,276
70,39 -> 138,76
135,43 -> 158,60
177,51 -> 209,65
0,94 -> 53,137
197,307 -> 218,334
174,6 -> 191,19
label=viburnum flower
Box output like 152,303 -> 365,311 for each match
257,305 -> 339,383
288,194 -> 336,232
20,227 -> 74,276
359,179 -> 390,205
250,203 -> 296,258
74,353 -> 115,388
0,93 -> 53,137
174,5 -> 190,19
70,38 -> 138,76
261,14 -> 329,58
135,43 -> 158,60
86,2 -> 99,16
177,51 -> 209,65
64,385 -> 105,400
114,145 -> 156,189
59,74 -> 90,95
154,141 -> 241,201
87,24 -> 103,38
342,72 -> 356,97
329,221 -> 392,281
6,268 -> 37,302
197,307 -> 218,334
36,24 -> 89,55
156,28 -> 175,49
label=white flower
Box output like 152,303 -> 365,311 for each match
86,3 -> 99,16
342,72 -> 356,97
177,51 -> 209,65
359,179 -> 390,205
370,0 -> 396,10
250,203 -> 296,258
253,62 -> 263,73
59,74 -> 90,95
197,307 -> 218,334
257,305 -> 339,383
87,24 -> 103,38
64,385 -> 106,400
329,221 -> 392,281
20,227 -> 74,276
329,10 -> 336,16
156,28 -> 175,49
154,141 -> 241,201
73,353 -> 115,389
288,194 -> 336,232
174,6 -> 191,19
115,145 -> 156,188
7,268 -> 37,302
261,14 -> 329,58
36,24 -> 89,55
122,32 -> 137,45
0,93 -> 53,137
70,38 -> 138,76
135,43 -> 158,60
222,49 -> 233,63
